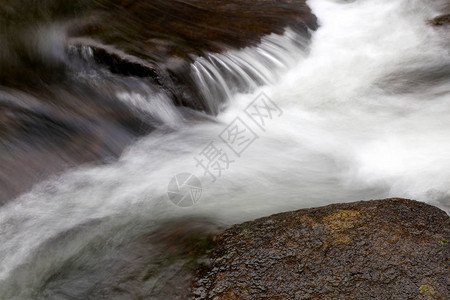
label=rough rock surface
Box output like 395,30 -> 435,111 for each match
0,0 -> 317,203
191,199 -> 450,299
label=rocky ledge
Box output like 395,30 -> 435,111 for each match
0,0 -> 317,203
190,199 -> 449,299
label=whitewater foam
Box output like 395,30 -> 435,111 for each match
0,0 -> 449,297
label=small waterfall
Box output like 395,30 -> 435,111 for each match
0,0 -> 449,298
191,28 -> 310,113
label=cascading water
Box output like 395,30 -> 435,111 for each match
191,28 -> 310,112
0,0 -> 449,298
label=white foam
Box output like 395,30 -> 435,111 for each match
0,0 -> 449,297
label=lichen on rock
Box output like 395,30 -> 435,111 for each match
191,199 -> 450,299
420,284 -> 437,297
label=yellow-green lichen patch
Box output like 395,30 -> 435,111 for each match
419,284 -> 436,296
331,234 -> 352,246
438,239 -> 448,245
323,210 -> 361,233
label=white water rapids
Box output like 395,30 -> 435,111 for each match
0,0 -> 449,298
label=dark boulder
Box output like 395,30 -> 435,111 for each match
191,199 -> 449,299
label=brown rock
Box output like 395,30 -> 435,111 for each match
0,0 -> 317,203
191,199 -> 450,299
71,0 -> 317,65
67,0 -> 318,113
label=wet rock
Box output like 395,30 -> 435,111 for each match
67,39 -> 162,81
0,0 -> 317,203
0,89 -> 152,204
191,199 -> 450,299
431,14 -> 450,26
35,218 -> 221,300
70,0 -> 317,65
67,0 -> 317,113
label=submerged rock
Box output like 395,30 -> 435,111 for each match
191,199 -> 449,299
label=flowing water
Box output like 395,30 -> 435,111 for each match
0,0 -> 449,298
